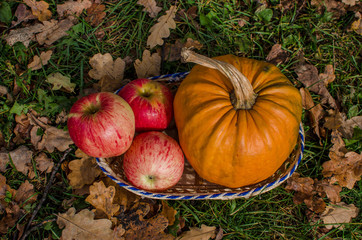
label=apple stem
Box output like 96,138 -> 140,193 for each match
181,48 -> 257,110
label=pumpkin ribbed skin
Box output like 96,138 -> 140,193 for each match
174,55 -> 302,188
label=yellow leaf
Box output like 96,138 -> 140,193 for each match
46,72 -> 76,92
24,0 -> 52,22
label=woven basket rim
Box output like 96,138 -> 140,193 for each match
95,71 -> 305,200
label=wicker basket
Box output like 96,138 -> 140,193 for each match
96,72 -> 305,200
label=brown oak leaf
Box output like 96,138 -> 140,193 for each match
147,5 -> 177,49
11,4 -> 37,27
319,64 -> 335,86
14,180 -> 37,205
134,50 -> 161,78
85,181 -> 120,219
160,201 -> 177,226
137,0 -> 162,18
85,3 -> 106,26
13,114 -> 31,144
320,202 -> 359,230
36,18 -> 75,45
0,174 -> 16,200
323,109 -> 344,130
27,50 -> 53,71
9,145 -> 33,175
5,23 -> 44,47
67,149 -> 101,189
176,224 -> 217,240
89,53 -> 126,92
57,208 -> 114,240
57,0 -> 92,18
0,203 -> 22,234
121,203 -> 174,240
315,179 -> 342,203
0,152 -> 9,172
24,0 -> 52,22
266,44 -> 288,65
34,152 -> 54,173
339,116 -> 362,139
295,60 -> 337,109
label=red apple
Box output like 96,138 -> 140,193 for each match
67,92 -> 135,158
117,79 -> 173,132
123,131 -> 184,191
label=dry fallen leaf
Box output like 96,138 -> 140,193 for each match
160,201 -> 177,226
323,109 -> 344,130
299,88 -> 325,140
339,116 -> 362,139
121,202 -> 174,240
5,23 -> 44,47
321,202 -> 359,230
57,207 -> 114,240
34,152 -> 54,173
311,0 -> 346,19
14,180 -> 37,205
177,224 -> 217,240
27,50 -> 53,71
0,203 -> 22,234
11,4 -> 37,27
315,179 -> 342,203
350,12 -> 362,35
295,62 -> 337,109
147,5 -> 177,48
0,152 -> 9,172
85,3 -> 106,26
134,50 -> 161,78
89,53 -> 126,92
46,72 -> 76,92
160,38 -> 203,62
0,173 -> 16,200
67,149 -> 101,189
85,181 -> 120,219
342,0 -> 357,6
9,145 -> 33,175
13,114 -> 31,144
266,44 -> 288,65
137,0 -> 162,18
36,18 -> 75,45
24,0 -> 52,22
319,65 -> 335,86
57,0 -> 92,18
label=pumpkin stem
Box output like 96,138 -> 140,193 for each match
181,48 -> 257,110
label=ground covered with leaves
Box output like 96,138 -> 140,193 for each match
0,0 -> 361,239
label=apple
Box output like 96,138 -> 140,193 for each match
123,131 -> 184,191
117,78 -> 173,132
67,92 -> 135,158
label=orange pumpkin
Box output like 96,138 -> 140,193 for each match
173,49 -> 302,188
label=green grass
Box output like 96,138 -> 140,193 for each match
0,0 -> 361,239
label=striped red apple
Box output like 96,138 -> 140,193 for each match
123,131 -> 184,191
67,92 -> 135,158
117,79 -> 173,132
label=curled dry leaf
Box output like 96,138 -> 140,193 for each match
46,72 -> 76,92
27,50 -> 53,71
67,149 -> 101,189
85,181 -> 120,219
321,202 -> 359,230
13,114 -> 31,144
137,0 -> 162,18
299,88 -> 325,140
89,53 -> 126,92
147,5 -> 177,49
11,4 -> 37,27
176,224 -> 217,240
319,65 -> 335,86
295,62 -> 337,109
134,50 -> 161,78
0,85 -> 13,102
323,109 -> 344,130
315,179 -> 342,203
24,0 -> 52,22
266,44 -> 288,65
0,173 -> 16,200
57,207 -> 114,240
57,0 -> 92,18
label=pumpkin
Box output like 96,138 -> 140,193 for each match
173,49 -> 302,188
